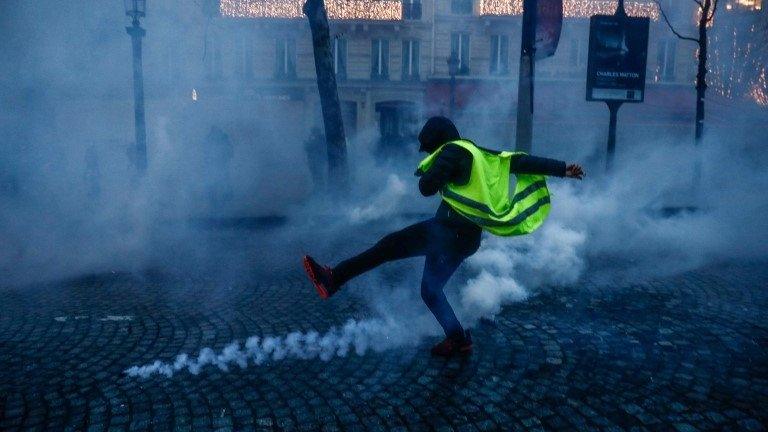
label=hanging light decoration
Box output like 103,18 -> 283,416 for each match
706,14 -> 768,107
219,0 -> 657,20
750,68 -> 768,106
478,0 -> 659,19
327,0 -> 402,19
219,0 -> 401,20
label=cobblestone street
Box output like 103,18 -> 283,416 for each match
1,227 -> 767,432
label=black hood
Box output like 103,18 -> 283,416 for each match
418,116 -> 460,153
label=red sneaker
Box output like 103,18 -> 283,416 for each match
302,255 -> 338,299
431,330 -> 473,357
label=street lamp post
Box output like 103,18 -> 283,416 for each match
125,0 -> 147,172
606,0 -> 626,171
447,52 -> 459,118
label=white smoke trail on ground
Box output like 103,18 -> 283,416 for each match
125,318 -> 418,379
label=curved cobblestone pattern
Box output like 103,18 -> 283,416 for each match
1,259 -> 767,431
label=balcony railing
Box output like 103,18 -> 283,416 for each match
478,0 -> 659,20
220,0 -> 403,20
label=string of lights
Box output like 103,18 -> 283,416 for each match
219,0 -> 401,20
708,18 -> 768,107
327,0 -> 402,19
220,0 -> 303,18
732,0 -> 763,10
750,68 -> 768,106
220,0 -> 658,20
478,0 -> 659,20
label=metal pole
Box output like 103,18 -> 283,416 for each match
605,100 -> 621,171
449,73 -> 456,117
605,0 -> 625,172
127,18 -> 147,172
515,0 -> 536,153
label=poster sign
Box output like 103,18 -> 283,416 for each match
586,15 -> 650,102
535,0 -> 563,59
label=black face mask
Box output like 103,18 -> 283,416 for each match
418,116 -> 460,153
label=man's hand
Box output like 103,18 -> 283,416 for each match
565,164 -> 585,180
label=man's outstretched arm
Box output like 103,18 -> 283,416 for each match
511,155 -> 584,180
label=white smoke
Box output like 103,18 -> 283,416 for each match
125,133 -> 768,379
460,271 -> 528,318
346,174 -> 408,223
457,220 -> 587,322
125,317 -> 418,379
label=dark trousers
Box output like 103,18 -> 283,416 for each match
333,218 -> 482,339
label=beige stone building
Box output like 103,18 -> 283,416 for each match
193,0 -> 706,155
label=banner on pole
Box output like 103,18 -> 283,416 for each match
586,15 -> 650,102
534,0 -> 563,59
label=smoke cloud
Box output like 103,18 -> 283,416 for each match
346,174 -> 408,224
3,0 -> 766,379
459,221 -> 586,321
124,125 -> 768,379
125,318 -> 416,378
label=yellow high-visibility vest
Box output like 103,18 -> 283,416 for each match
416,139 -> 551,236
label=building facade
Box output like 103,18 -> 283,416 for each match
194,0 -> 714,155
146,0 -> 760,178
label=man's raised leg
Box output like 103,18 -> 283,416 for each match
303,219 -> 435,298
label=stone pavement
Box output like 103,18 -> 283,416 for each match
1,238 -> 767,431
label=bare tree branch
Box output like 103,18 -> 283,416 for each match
654,0 -> 701,43
692,0 -> 704,9
707,0 -> 719,22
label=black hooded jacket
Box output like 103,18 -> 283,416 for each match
416,116 -> 566,227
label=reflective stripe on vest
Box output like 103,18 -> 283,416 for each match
416,140 -> 551,237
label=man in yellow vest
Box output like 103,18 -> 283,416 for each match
303,116 -> 584,357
